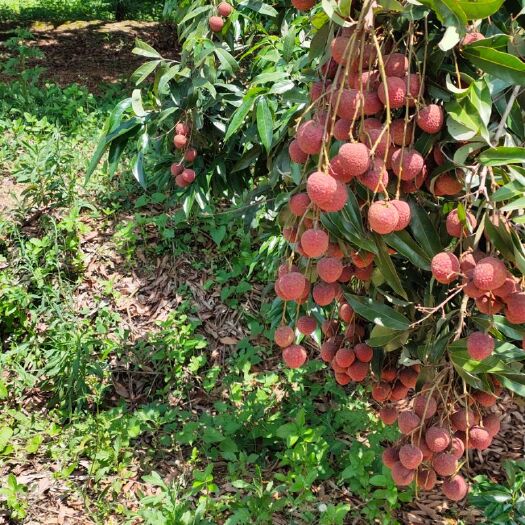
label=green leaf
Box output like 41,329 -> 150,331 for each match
0,427 -> 13,452
133,39 -> 161,58
495,372 -> 525,396
215,47 -> 239,75
132,60 -> 161,85
309,23 -> 331,62
256,97 -> 273,153
479,147 -> 525,166
345,294 -> 410,331
456,0 -> 504,18
408,201 -> 442,257
383,230 -> 430,270
132,152 -> 146,188
224,97 -> 255,142
237,0 -> 278,16
462,45 -> 525,85
483,214 -> 515,261
178,5 -> 213,25
373,235 -> 408,299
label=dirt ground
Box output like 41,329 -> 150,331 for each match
0,20 -> 178,91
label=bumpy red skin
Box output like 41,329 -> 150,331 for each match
432,453 -> 457,476
306,171 -> 347,212
434,173 -> 463,196
467,331 -> 495,361
301,228 -> 329,258
379,406 -> 398,425
382,446 -> 400,468
209,16 -> 224,32
289,140 -> 308,164
335,348 -> 355,368
473,257 -> 508,291
289,193 -> 310,217
277,272 -> 307,301
338,142 -> 370,178
333,119 -> 351,141
296,316 -> 316,335
339,302 -> 354,323
282,344 -> 307,368
313,282 -> 335,306
416,104 -> 444,134
483,414 -> 501,437
413,394 -> 437,419
175,122 -> 190,136
390,119 -> 414,146
292,0 -> 316,10
334,89 -> 362,120
446,209 -> 477,238
399,444 -> 423,469
274,326 -> 295,348
218,1 -> 233,17
451,408 -> 477,432
350,250 -> 375,269
425,426 -> 451,452
391,462 -> 415,486
431,252 -> 460,284
347,360 -> 369,381
405,74 -> 421,105
358,158 -> 389,193
331,36 -> 350,64
372,382 -> 391,402
398,411 -> 420,435
391,200 -> 411,231
184,148 -> 197,162
317,257 -> 343,283
368,201 -> 400,235
391,148 -> 424,181
416,469 -> 437,491
297,120 -> 324,155
377,77 -> 407,109
171,163 -> 184,176
443,475 -> 469,501
506,292 -> 525,323
468,426 -> 491,450
182,169 -> 196,183
384,53 -> 408,77
174,134 -> 188,149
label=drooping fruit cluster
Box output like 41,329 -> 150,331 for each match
271,1 -> 524,505
171,121 -> 198,188
378,381 -> 503,500
209,1 -> 234,33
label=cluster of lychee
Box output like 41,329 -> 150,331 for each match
171,121 -> 198,188
209,1 -> 233,33
378,380 -> 502,500
431,249 -> 525,329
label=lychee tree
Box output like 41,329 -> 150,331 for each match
89,0 -> 525,504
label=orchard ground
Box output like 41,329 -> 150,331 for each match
0,10 -> 524,525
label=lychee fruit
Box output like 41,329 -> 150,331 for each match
337,142 -> 371,178
493,276 -> 517,299
338,266 -> 353,283
358,158 -> 389,193
473,257 -> 507,291
382,446 -> 400,468
171,162 -> 184,176
391,148 -> 424,181
347,360 -> 369,381
333,119 -> 351,141
175,122 -> 190,136
377,77 -> 407,109
384,53 -> 408,78
399,444 -> 423,469
381,368 -> 397,382
505,292 -> 525,324
390,119 -> 414,146
446,209 -> 477,238
184,148 -> 197,162
181,169 -> 196,183
320,340 -> 338,362
434,173 -> 463,196
354,343 -> 373,362
467,331 -> 494,361
217,1 -> 233,17
362,128 -> 389,158
335,348 -> 356,368
313,282 -> 336,306
282,344 -> 307,368
472,390 -> 498,407
477,293 -> 504,315
297,316 -> 317,335
289,140 -> 309,164
338,302 -> 354,323
321,319 -> 339,337
416,104 -> 444,134
334,89 -> 362,121
335,372 -> 351,385
174,134 -> 188,149
209,16 -> 224,32
391,462 -> 415,486
372,382 -> 391,402
425,426 -> 450,452
331,36 -> 350,65
482,414 -> 501,437
442,475 -> 468,501
297,120 -> 324,155
413,394 -> 437,419
461,32 -> 485,46
451,408 -> 477,432
289,193 -> 310,218
379,406 -> 398,425
363,91 -> 383,115
301,228 -> 329,258
389,381 -> 409,401
368,200 -> 400,234
398,411 -> 420,434
175,174 -> 189,188
432,453 -> 457,476
391,199 -> 411,231
350,250 -> 375,269
468,426 -> 491,450
431,252 -> 460,284
405,73 -> 421,104
306,171 -> 347,211
274,326 -> 295,348
449,436 -> 465,459
399,367 -> 418,388
416,469 -> 437,491
277,272 -> 307,301
283,227 -> 298,243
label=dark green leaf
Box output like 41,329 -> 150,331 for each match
479,147 -> 525,166
133,39 -> 161,58
456,0 -> 503,18
373,235 -> 408,299
408,201 -> 442,257
237,0 -> 278,16
256,97 -> 273,152
224,97 -> 255,142
383,230 -> 431,270
345,294 -> 410,331
462,45 -> 525,85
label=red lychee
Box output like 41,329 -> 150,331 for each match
477,293 -> 504,315
413,394 -> 437,419
398,411 -> 420,434
368,200 -> 400,235
416,469 -> 437,491
449,436 -> 465,459
363,91 -> 383,115
391,148 -> 424,181
442,475 -> 468,501
184,148 -> 197,162
391,461 -> 415,486
425,426 -> 450,452
467,331 -> 494,361
277,272 -> 307,301
391,199 -> 411,231
473,257 -> 507,291
209,16 -> 224,32
432,453 -> 457,476
301,228 -> 329,258
320,340 -> 338,362
335,348 -> 356,368
282,344 -> 307,368
389,381 -> 409,401
390,119 -> 414,146
468,425 -> 491,450
289,139 -> 308,164
505,292 -> 525,324
379,406 -> 398,425
416,104 -> 444,134
399,444 -> 423,469
337,142 -> 371,178
333,119 -> 351,141
350,250 -> 375,269
461,32 -> 485,46
358,158 -> 389,193
321,319 -> 339,337
354,343 -> 373,363
434,173 -> 463,196
331,36 -> 350,65
171,162 -> 184,176
334,89 -> 362,121
175,122 -> 190,136
274,326 -> 295,348
297,120 -> 324,155
218,1 -> 233,17
313,282 -> 336,306
297,316 -> 316,335
382,446 -> 400,468
174,134 -> 188,149
405,73 -> 421,104
446,209 -> 477,238
181,169 -> 196,183
472,390 -> 498,407
384,53 -> 408,77
377,77 -> 407,109
431,252 -> 460,284
347,360 -> 369,381
482,413 -> 501,437
451,408 -> 476,432
372,382 -> 391,402
338,302 -> 354,323
289,193 -> 310,217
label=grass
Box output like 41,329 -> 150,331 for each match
0,32 -> 412,525
0,0 -> 161,23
